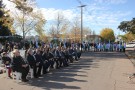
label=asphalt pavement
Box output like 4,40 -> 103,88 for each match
0,52 -> 135,90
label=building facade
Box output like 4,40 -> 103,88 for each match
86,35 -> 101,43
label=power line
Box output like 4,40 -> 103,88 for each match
83,5 -> 105,34
77,0 -> 102,27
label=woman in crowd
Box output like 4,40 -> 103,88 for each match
1,52 -> 12,78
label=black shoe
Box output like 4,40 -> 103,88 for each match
65,64 -> 69,67
56,67 -> 60,69
22,79 -> 29,82
37,74 -> 42,77
34,76 -> 38,78
8,76 -> 13,79
43,71 -> 47,74
76,59 -> 78,61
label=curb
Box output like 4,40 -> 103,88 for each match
125,51 -> 135,59
125,52 -> 135,67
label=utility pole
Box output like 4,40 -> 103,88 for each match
74,27 -> 77,43
78,5 -> 86,52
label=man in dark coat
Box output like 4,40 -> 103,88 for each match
34,49 -> 43,76
12,49 -> 29,82
27,49 -> 38,78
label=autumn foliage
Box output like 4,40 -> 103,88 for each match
100,28 -> 115,42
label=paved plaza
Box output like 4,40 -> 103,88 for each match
0,52 -> 135,90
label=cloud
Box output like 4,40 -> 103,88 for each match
3,0 -> 16,10
3,0 -> 36,16
94,0 -> 127,4
3,0 -> 131,35
39,8 -> 78,21
39,6 -> 131,35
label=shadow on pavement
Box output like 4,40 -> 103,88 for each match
17,53 -> 95,90
88,52 -> 127,59
5,52 -> 125,90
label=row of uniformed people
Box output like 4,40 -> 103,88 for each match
1,46 -> 81,82
94,43 -> 126,52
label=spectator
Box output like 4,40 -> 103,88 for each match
12,49 -> 29,82
1,52 -> 12,79
27,49 -> 38,78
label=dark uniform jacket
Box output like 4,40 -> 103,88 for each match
12,56 -> 28,72
2,56 -> 11,66
27,54 -> 36,68
34,53 -> 43,66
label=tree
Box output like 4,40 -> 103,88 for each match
69,26 -> 91,42
49,12 -> 69,41
49,25 -> 57,39
124,33 -> 135,42
69,17 -> 81,42
118,35 -> 127,42
69,26 -> 81,42
118,18 -> 135,34
33,10 -> 47,42
9,0 -> 34,40
55,12 -> 65,36
100,28 -> 115,42
69,17 -> 91,42
119,33 -> 135,42
122,33 -> 135,42
0,0 -> 12,41
60,22 -> 69,40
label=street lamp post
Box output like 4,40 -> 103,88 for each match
74,27 -> 76,42
78,5 -> 86,52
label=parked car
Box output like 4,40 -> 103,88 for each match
126,41 -> 135,48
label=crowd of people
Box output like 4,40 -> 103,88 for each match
0,40 -> 126,53
0,40 -> 126,82
0,41 -> 82,82
92,42 -> 126,52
